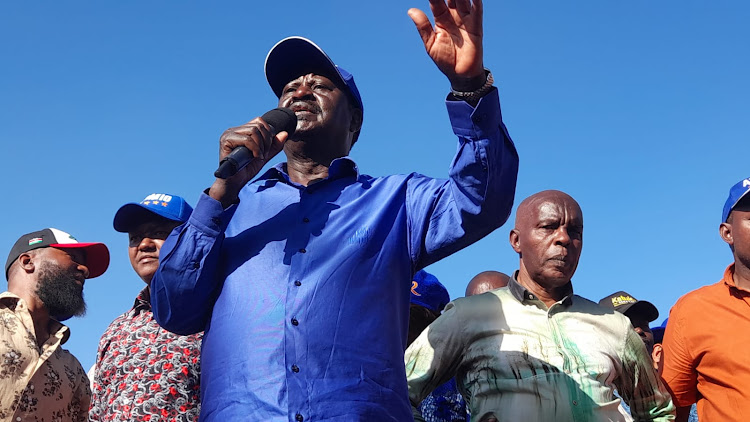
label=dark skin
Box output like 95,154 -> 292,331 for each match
672,198 -> 750,421
128,216 -> 182,285
626,313 -> 655,353
209,0 -> 488,209
7,247 -> 89,347
465,270 -> 510,296
720,197 -> 750,291
509,191 -> 583,308
407,304 -> 440,346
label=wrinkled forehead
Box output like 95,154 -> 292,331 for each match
531,196 -> 583,224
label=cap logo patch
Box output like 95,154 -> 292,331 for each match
28,237 -> 43,246
141,193 -> 173,206
743,179 -> 750,189
411,281 -> 421,296
611,295 -> 636,307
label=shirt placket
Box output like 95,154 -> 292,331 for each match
285,186 -> 316,422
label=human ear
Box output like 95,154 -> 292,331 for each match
509,229 -> 521,254
720,222 -> 733,247
19,253 -> 35,274
349,107 -> 363,133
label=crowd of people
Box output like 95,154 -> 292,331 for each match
1,0 -> 748,421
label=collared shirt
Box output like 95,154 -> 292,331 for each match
151,89 -> 519,421
89,287 -> 202,421
405,275 -> 675,422
0,291 -> 90,422
662,264 -> 750,421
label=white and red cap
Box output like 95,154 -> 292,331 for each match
5,228 -> 110,280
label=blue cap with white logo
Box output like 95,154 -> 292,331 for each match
265,36 -> 363,113
410,270 -> 450,314
722,177 -> 750,223
113,193 -> 193,233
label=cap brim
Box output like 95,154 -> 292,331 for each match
265,37 -> 345,98
622,301 -> 659,323
51,242 -> 110,278
113,203 -> 181,233
727,189 -> 750,221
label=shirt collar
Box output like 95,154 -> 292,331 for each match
0,291 -> 72,344
508,271 -> 574,308
722,263 -> 750,294
132,286 -> 152,313
256,157 -> 360,185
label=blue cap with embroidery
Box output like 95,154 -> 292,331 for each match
264,36 -> 363,112
113,193 -> 193,232
410,270 -> 450,313
722,177 -> 750,223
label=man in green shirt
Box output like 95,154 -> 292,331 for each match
405,190 -> 675,421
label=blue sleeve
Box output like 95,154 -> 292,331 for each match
150,193 -> 237,335
407,88 -> 519,269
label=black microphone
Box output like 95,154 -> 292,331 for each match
214,107 -> 297,179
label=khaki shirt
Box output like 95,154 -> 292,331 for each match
405,277 -> 675,421
0,292 -> 90,422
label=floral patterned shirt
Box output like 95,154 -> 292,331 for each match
89,288 -> 202,421
417,378 -> 468,422
0,291 -> 91,422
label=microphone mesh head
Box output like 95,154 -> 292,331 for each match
261,107 -> 297,136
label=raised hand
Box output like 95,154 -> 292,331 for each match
408,0 -> 485,91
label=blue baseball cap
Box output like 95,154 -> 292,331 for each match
113,193 -> 193,233
651,318 -> 668,344
722,177 -> 750,223
410,270 -> 450,314
264,36 -> 364,112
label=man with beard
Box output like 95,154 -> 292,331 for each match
89,193 -> 201,421
405,191 -> 675,421
1,228 -> 109,421
151,1 -> 519,420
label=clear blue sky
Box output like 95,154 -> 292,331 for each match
1,1 -> 748,370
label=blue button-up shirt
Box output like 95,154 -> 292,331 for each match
151,88 -> 518,422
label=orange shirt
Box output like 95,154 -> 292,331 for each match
662,264 -> 750,421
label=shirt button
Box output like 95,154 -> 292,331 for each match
291,365 -> 300,373
303,217 -> 310,223
211,217 -> 221,225
291,318 -> 299,326
299,248 -> 306,253
573,400 -> 578,406
295,414 -> 304,421
294,280 -> 302,286
192,262 -> 200,269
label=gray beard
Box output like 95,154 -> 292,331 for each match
35,261 -> 86,321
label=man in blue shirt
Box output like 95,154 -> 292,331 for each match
151,1 -> 519,420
